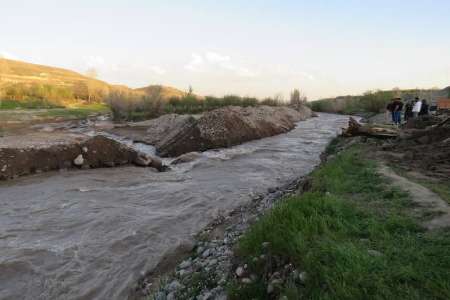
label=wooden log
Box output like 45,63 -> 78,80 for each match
342,117 -> 399,138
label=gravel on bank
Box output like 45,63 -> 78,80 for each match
132,175 -> 311,300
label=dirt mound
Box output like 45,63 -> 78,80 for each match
110,105 -> 312,157
382,117 -> 450,179
111,114 -> 197,146
0,134 -> 162,180
157,105 -> 312,156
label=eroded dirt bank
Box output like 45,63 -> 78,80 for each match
110,105 -> 313,157
0,133 -> 162,180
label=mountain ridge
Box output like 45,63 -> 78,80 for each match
0,58 -> 187,104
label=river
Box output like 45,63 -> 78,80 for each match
0,113 -> 348,300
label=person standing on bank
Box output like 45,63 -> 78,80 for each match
419,99 -> 429,116
404,100 -> 414,121
386,99 -> 395,123
392,97 -> 403,125
412,97 -> 422,118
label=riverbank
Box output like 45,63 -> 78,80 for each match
0,114 -> 344,300
145,135 -> 450,299
0,133 -> 164,180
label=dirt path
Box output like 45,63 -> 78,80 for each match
379,163 -> 450,230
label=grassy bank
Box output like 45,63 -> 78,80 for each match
44,103 -> 110,119
0,98 -> 65,109
229,146 -> 450,299
0,103 -> 110,129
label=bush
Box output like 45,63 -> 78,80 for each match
311,90 -> 396,114
107,92 -> 284,121
1,83 -> 73,107
359,90 -> 393,113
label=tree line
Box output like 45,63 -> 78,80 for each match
107,87 -> 308,121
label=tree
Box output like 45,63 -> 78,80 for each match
290,89 -> 307,107
188,85 -> 193,96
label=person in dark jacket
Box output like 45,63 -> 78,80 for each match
386,99 -> 395,123
392,97 -> 403,125
419,99 -> 429,116
404,100 -> 414,121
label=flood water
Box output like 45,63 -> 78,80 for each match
0,113 -> 349,300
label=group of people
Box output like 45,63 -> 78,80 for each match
386,97 -> 429,125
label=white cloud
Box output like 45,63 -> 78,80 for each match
0,51 -> 18,60
84,55 -> 106,69
148,65 -> 167,75
184,51 -> 258,78
185,53 -> 204,72
205,51 -> 230,64
298,71 -> 316,81
82,55 -> 120,74
85,55 -> 105,67
235,67 -> 258,78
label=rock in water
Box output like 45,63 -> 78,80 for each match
132,152 -> 165,171
73,154 -> 84,166
235,266 -> 245,277
133,152 -> 153,166
149,155 -> 163,171
171,152 -> 202,165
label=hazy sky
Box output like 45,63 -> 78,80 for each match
1,0 -> 450,99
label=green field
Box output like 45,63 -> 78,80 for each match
230,146 -> 450,300
0,103 -> 110,125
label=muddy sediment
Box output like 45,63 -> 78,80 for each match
0,133 -> 161,180
383,118 -> 450,179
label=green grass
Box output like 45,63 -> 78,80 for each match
230,147 -> 450,300
45,103 -> 110,119
0,99 -> 63,109
0,103 -> 110,129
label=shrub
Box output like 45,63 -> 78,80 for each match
107,91 -> 286,121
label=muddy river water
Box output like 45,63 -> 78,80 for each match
0,113 -> 348,300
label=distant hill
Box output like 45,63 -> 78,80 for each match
135,85 -> 187,99
0,58 -> 189,107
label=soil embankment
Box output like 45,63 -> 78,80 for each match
110,105 -> 312,157
0,133 -> 162,180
